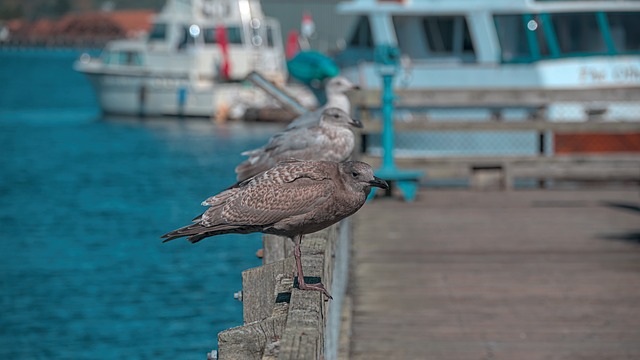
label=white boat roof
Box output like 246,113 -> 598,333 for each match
337,0 -> 640,15
154,0 -> 268,24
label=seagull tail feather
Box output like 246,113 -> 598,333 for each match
161,223 -> 209,243
161,223 -> 251,244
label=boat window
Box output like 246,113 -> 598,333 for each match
119,51 -> 142,65
226,26 -> 243,44
348,16 -> 373,48
178,26 -> 196,50
393,15 -> 476,62
148,23 -> 167,41
266,26 -> 274,47
495,11 -> 629,62
495,14 -> 553,62
202,26 -> 243,44
335,16 -> 374,68
607,12 -> 640,52
203,28 -> 216,44
102,51 -> 141,65
494,15 -> 530,61
533,16 -> 553,57
550,13 -> 607,55
102,51 -> 116,64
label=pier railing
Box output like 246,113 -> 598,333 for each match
353,87 -> 640,190
216,220 -> 351,360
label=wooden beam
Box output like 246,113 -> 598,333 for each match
263,234 -> 293,265
352,87 -> 640,107
217,314 -> 288,360
218,226 -> 344,359
278,236 -> 329,360
242,257 -> 295,324
359,119 -> 640,133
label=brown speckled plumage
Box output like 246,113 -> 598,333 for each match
161,159 -> 388,298
163,159 -> 385,243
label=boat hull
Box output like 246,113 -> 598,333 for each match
82,71 -> 273,118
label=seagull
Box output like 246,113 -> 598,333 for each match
235,107 -> 362,182
286,76 -> 360,130
161,159 -> 389,299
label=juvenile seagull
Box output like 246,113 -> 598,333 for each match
161,159 -> 388,299
235,107 -> 362,182
286,76 -> 360,130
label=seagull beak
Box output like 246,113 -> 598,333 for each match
349,117 -> 364,128
352,85 -> 361,90
369,177 -> 389,189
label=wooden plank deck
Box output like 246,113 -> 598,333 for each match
349,189 -> 640,360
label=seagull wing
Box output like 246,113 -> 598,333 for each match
235,127 -> 326,181
286,107 -> 323,130
210,160 -> 335,227
264,126 -> 324,155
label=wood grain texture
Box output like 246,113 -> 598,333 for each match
242,257 -> 295,324
351,87 -> 640,108
219,226 -> 342,360
349,189 -> 640,360
217,314 -> 288,360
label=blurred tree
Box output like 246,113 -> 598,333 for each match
0,0 -> 164,20
53,0 -> 72,16
0,3 -> 23,20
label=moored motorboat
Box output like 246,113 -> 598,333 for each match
75,0 -> 314,119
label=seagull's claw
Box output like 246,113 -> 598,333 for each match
298,282 -> 333,300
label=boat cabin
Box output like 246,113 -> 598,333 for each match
95,0 -> 286,82
336,0 -> 640,75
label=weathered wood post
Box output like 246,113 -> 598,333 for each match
217,219 -> 351,359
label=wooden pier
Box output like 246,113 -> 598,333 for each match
347,188 -> 640,359
216,85 -> 640,358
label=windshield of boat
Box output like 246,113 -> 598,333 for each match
392,15 -> 476,63
495,11 -> 640,63
340,14 -> 477,65
202,26 -> 243,45
148,23 -> 167,41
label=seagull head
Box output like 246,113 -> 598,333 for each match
325,76 -> 360,94
320,107 -> 363,128
340,161 -> 389,194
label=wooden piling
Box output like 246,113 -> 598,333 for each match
217,221 -> 350,360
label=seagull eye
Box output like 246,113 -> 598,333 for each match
351,171 -> 359,177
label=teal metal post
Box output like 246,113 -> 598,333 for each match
369,45 -> 423,202
380,68 -> 396,173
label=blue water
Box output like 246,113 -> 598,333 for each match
0,48 -> 283,359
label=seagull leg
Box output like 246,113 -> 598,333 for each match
293,234 -> 333,299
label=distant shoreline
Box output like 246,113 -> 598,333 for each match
0,38 -> 105,50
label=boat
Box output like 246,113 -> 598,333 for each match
334,0 -> 640,121
74,0 -> 314,118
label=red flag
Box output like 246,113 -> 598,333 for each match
286,30 -> 299,59
216,26 -> 230,80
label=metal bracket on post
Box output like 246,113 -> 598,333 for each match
369,45 -> 423,202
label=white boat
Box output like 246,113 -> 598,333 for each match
75,0 -> 313,118
335,0 -> 640,121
